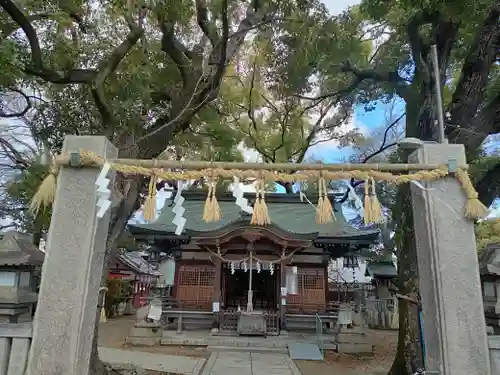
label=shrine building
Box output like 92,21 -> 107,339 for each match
128,190 -> 379,333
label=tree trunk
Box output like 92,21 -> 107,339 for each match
388,79 -> 436,374
89,168 -> 145,375
387,184 -> 422,375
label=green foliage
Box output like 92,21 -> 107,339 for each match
105,279 -> 132,316
6,163 -> 51,233
476,220 -> 500,254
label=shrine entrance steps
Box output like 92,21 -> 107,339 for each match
200,351 -> 303,375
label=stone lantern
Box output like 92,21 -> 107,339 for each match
0,232 -> 44,323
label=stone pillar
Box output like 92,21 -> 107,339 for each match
212,257 -> 222,331
410,144 -> 490,375
280,260 -> 286,331
495,282 -> 500,315
26,136 -> 117,375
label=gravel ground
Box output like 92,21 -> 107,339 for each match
99,317 -> 397,375
98,316 -> 209,358
294,330 -> 397,375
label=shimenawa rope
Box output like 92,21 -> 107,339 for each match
29,149 -> 488,225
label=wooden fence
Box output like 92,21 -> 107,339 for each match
0,322 -> 32,375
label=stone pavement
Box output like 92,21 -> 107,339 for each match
201,352 -> 303,375
99,347 -> 206,375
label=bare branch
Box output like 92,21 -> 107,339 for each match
337,112 -> 405,203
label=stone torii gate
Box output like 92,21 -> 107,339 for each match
25,136 -> 490,375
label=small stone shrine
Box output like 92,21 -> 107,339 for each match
0,232 -> 44,323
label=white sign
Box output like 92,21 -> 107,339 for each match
212,302 -> 220,313
147,305 -> 162,321
280,287 -> 287,297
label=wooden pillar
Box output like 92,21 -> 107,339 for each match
280,259 -> 287,331
212,257 -> 222,329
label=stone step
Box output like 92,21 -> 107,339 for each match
207,345 -> 288,354
161,337 -> 290,348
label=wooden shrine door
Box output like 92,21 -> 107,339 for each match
176,263 -> 215,310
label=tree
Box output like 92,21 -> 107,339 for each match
3,1 -> 374,373
476,220 -> 500,254
0,1 -> 291,373
276,0 -> 500,372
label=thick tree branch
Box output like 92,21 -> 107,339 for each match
474,162 -> 500,207
1,12 -> 51,37
159,20 -> 192,84
406,9 -> 441,82
195,0 -> 219,46
90,20 -> 144,129
1,0 -> 96,83
341,60 -> 410,100
447,3 -> 500,139
0,88 -> 32,118
337,113 -> 405,203
301,61 -> 410,103
138,1 -> 266,153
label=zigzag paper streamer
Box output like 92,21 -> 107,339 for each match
347,183 -> 364,212
232,177 -> 253,214
95,163 -> 111,218
172,181 -> 186,235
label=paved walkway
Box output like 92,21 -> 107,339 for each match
99,347 -> 206,375
201,352 -> 303,375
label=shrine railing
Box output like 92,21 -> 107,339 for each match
315,314 -> 324,355
286,301 -> 341,314
219,309 -> 280,334
149,296 -> 212,312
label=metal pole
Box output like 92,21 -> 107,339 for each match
430,44 -> 447,144
247,250 -> 253,312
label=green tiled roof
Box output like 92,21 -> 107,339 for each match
365,261 -> 397,278
129,192 -> 379,239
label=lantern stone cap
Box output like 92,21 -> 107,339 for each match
479,243 -> 500,276
0,232 -> 45,267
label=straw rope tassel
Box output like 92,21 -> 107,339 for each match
208,179 -> 221,222
316,177 -> 334,224
315,178 -> 325,224
251,181 -> 271,225
455,169 -> 488,219
30,164 -> 59,215
100,291 -> 107,323
363,179 -> 373,225
143,173 -> 158,222
370,178 -> 382,224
